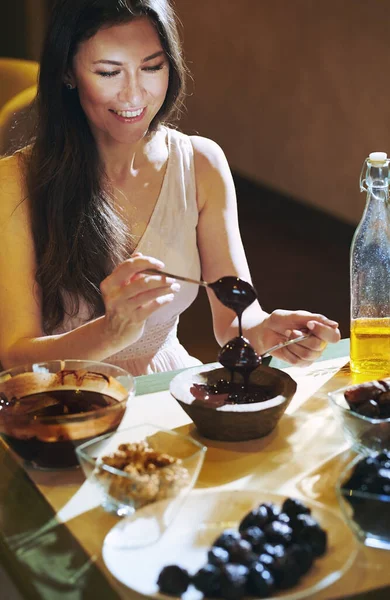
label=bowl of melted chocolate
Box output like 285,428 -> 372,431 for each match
171,275 -> 296,441
0,360 -> 134,469
170,363 -> 296,442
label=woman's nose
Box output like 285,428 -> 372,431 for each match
118,75 -> 143,105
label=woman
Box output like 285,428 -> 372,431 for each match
0,0 -> 340,375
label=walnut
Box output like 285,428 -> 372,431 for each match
93,439 -> 189,510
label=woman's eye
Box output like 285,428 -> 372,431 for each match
143,64 -> 164,72
97,70 -> 120,78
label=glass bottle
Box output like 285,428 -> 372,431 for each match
350,151 -> 390,375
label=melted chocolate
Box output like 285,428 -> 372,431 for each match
192,277 -> 269,406
0,389 -> 121,468
209,277 -> 257,337
191,381 -> 274,406
211,277 -> 261,381
7,389 -> 118,417
218,336 -> 260,386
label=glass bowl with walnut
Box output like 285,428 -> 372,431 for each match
76,423 -> 206,519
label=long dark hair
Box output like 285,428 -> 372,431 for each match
26,0 -> 187,333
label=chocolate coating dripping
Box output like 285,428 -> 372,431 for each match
209,277 -> 257,337
218,336 -> 261,386
192,278 -> 264,405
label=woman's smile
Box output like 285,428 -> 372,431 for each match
69,17 -> 169,147
110,107 -> 146,123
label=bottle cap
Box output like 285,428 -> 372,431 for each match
368,151 -> 388,164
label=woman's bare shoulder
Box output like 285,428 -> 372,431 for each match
189,135 -> 234,210
189,135 -> 227,169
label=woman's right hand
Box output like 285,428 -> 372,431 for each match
100,253 -> 180,347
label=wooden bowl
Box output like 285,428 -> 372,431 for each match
169,364 -> 297,442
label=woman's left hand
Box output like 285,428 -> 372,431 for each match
256,309 -> 341,366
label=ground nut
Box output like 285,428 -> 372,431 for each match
94,440 -> 189,510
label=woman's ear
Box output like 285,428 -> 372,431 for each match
63,72 -> 76,90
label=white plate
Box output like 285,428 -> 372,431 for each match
296,448 -> 355,504
102,489 -> 358,600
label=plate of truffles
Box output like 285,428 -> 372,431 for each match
102,489 -> 358,600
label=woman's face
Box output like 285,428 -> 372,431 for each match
69,17 -> 170,146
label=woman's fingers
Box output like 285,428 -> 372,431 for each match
268,310 -> 340,342
104,274 -> 177,306
278,338 -> 323,365
133,293 -> 177,322
100,255 -> 180,311
264,310 -> 341,367
287,329 -> 329,352
103,284 -> 179,344
108,279 -> 180,315
107,290 -> 176,324
306,320 -> 341,343
100,255 -> 181,344
270,333 -> 322,365
100,255 -> 165,295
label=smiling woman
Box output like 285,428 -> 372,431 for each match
0,0 -> 340,377
67,19 -> 170,146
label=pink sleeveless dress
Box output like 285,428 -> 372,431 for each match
57,127 -> 203,376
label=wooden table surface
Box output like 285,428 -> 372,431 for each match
1,339 -> 390,600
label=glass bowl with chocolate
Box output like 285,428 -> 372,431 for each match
169,364 -> 297,442
76,424 -> 206,545
0,360 -> 134,469
336,450 -> 390,550
328,378 -> 390,454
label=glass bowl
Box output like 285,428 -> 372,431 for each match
335,452 -> 390,550
328,385 -> 390,454
169,364 -> 297,442
76,424 -> 207,547
0,360 -> 134,469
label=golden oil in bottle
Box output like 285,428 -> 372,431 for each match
350,317 -> 390,375
350,153 -> 390,375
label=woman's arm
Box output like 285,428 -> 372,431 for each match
192,136 -> 340,366
0,155 -> 178,369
